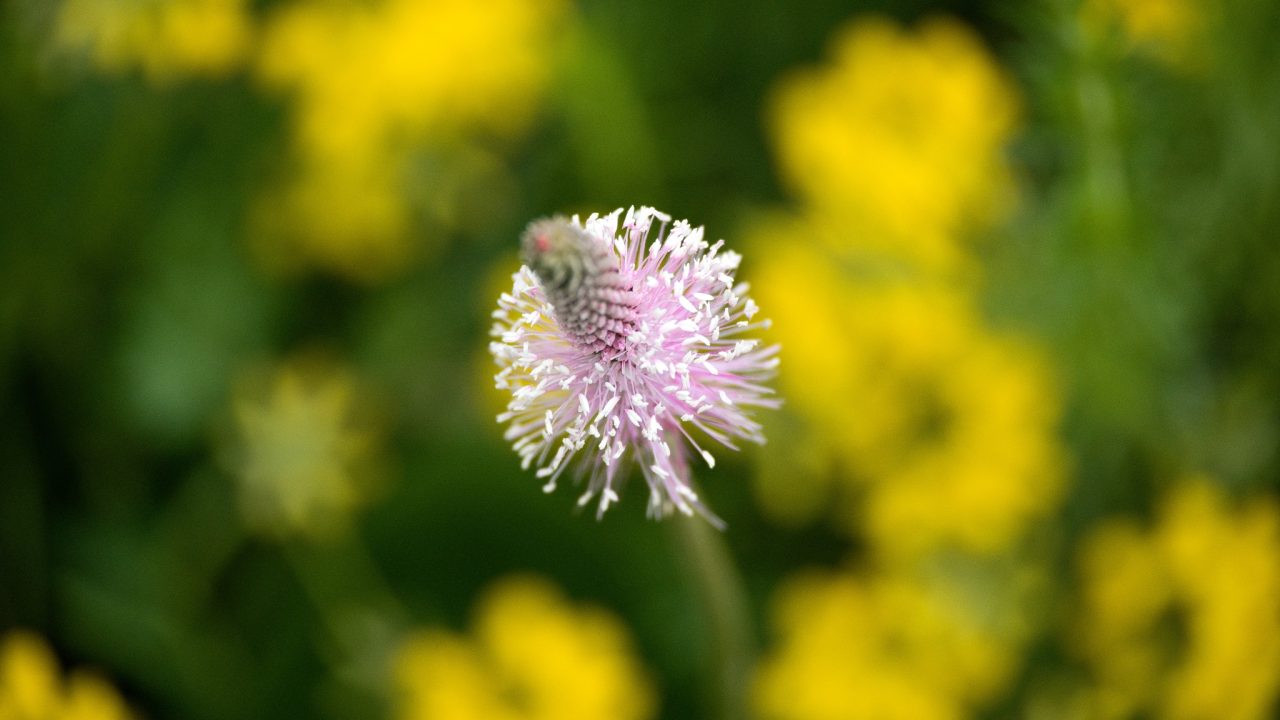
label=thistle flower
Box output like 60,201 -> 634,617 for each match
490,207 -> 779,524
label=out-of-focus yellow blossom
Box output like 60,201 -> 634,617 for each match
1073,478 -> 1280,720
253,0 -> 567,282
228,357 -> 385,540
750,230 -> 1066,560
769,16 -> 1018,274
0,631 -> 134,720
54,0 -> 252,83
1081,0 -> 1201,65
394,575 -> 655,720
754,568 -> 1017,720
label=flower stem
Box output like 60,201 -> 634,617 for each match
672,510 -> 755,720
284,539 -> 408,694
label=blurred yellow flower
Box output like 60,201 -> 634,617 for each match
229,357 -> 385,540
1074,478 -> 1280,720
750,230 -> 1066,560
55,0 -> 253,83
754,568 -> 1017,720
0,631 -> 134,720
253,0 -> 567,281
394,575 -> 656,720
769,16 -> 1018,274
1081,0 -> 1201,65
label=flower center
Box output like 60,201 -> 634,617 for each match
521,217 -> 638,356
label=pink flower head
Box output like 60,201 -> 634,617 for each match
490,207 -> 780,524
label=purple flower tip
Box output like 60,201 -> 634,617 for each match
490,207 -> 780,525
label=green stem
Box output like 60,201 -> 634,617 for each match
284,538 -> 409,693
1067,4 -> 1133,245
672,511 -> 755,720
